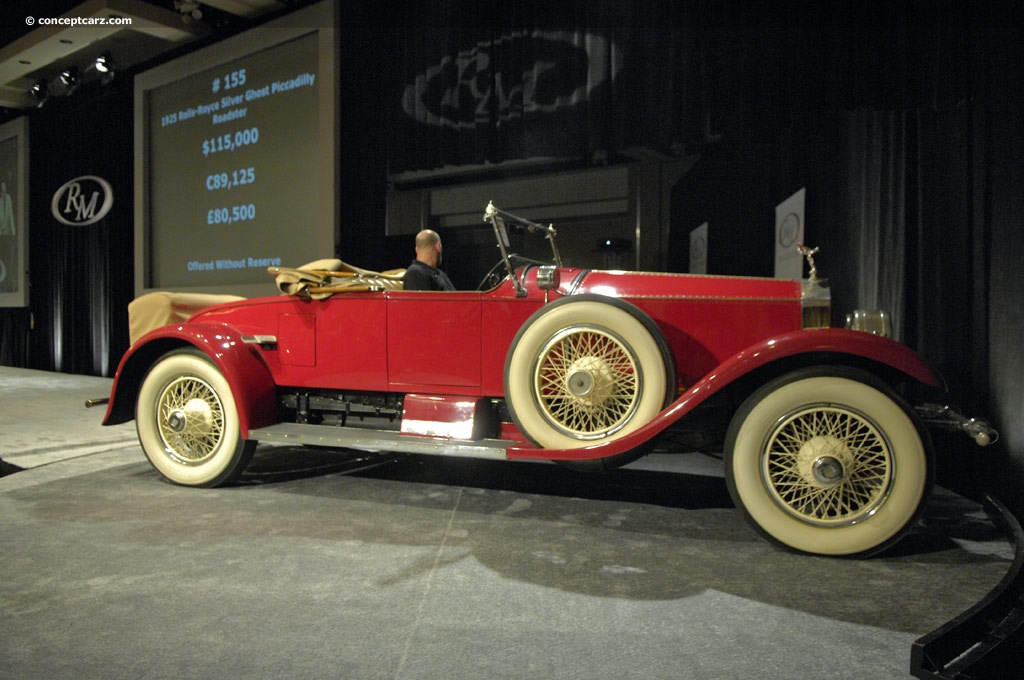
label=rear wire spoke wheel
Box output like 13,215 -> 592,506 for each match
536,326 -> 641,437
505,295 -> 674,451
136,349 -> 255,487
725,367 -> 933,557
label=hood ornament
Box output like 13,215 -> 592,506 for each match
797,243 -> 820,280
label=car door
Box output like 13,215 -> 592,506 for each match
386,291 -> 482,392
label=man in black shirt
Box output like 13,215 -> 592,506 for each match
404,229 -> 455,291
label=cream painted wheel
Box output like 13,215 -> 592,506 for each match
505,295 -> 673,450
725,367 -> 932,557
136,349 -> 255,487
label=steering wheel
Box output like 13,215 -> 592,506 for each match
477,254 -> 553,292
477,258 -> 512,291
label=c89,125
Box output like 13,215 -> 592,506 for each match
205,167 -> 255,191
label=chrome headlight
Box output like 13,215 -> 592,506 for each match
845,309 -> 892,338
536,265 -> 560,291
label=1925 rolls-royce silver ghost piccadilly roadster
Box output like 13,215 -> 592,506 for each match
100,203 -> 997,557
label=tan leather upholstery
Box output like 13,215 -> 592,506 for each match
269,259 -> 405,299
128,291 -> 245,345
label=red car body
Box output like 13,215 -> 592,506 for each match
101,204 -> 991,557
106,269 -> 941,451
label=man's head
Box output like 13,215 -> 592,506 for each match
415,229 -> 443,267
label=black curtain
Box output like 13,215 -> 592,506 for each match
825,22 -> 1022,509
386,0 -> 1022,505
970,15 -> 1024,512
666,6 -> 1023,508
389,1 -> 981,175
22,80 -> 134,377
390,0 -> 716,173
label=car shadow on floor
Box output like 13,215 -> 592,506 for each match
238,443 -> 736,510
229,443 -> 1016,629
6,441 -> 1013,632
238,442 -> 1014,562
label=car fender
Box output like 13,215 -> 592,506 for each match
508,327 -> 944,462
103,324 -> 277,438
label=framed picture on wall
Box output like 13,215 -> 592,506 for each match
0,116 -> 28,307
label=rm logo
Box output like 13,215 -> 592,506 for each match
51,175 -> 114,226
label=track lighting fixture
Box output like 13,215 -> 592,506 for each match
175,1 -> 203,21
29,79 -> 49,106
94,52 -> 113,74
24,52 -> 116,107
56,67 -> 81,95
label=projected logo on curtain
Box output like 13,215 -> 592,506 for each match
401,30 -> 620,132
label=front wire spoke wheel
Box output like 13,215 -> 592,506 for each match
763,406 -> 892,526
156,375 -> 226,464
725,367 -> 932,557
136,349 -> 256,487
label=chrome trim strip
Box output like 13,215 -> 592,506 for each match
612,294 -> 800,303
241,334 -> 277,346
564,269 -> 590,295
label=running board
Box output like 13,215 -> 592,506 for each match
247,422 -> 516,460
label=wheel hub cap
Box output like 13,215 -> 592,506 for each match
167,409 -> 187,433
797,436 -> 852,487
566,370 -> 595,397
565,356 -> 614,405
812,455 -> 845,485
164,398 -> 216,437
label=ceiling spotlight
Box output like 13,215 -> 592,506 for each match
175,1 -> 203,20
94,52 -> 113,74
57,67 -> 80,95
29,79 -> 49,105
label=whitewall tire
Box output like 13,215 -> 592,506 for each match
136,349 -> 256,487
725,367 -> 932,557
504,295 -> 674,451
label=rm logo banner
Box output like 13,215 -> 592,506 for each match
51,175 -> 114,226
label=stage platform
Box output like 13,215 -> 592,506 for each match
0,366 -> 1015,680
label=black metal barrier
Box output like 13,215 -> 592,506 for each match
911,494 -> 1024,679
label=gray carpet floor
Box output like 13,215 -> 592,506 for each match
0,367 -> 1014,679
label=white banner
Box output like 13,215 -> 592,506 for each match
774,188 -> 806,279
689,222 -> 708,274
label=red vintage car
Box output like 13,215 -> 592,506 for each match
101,203 -> 996,557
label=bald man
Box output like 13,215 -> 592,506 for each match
403,229 -> 455,291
